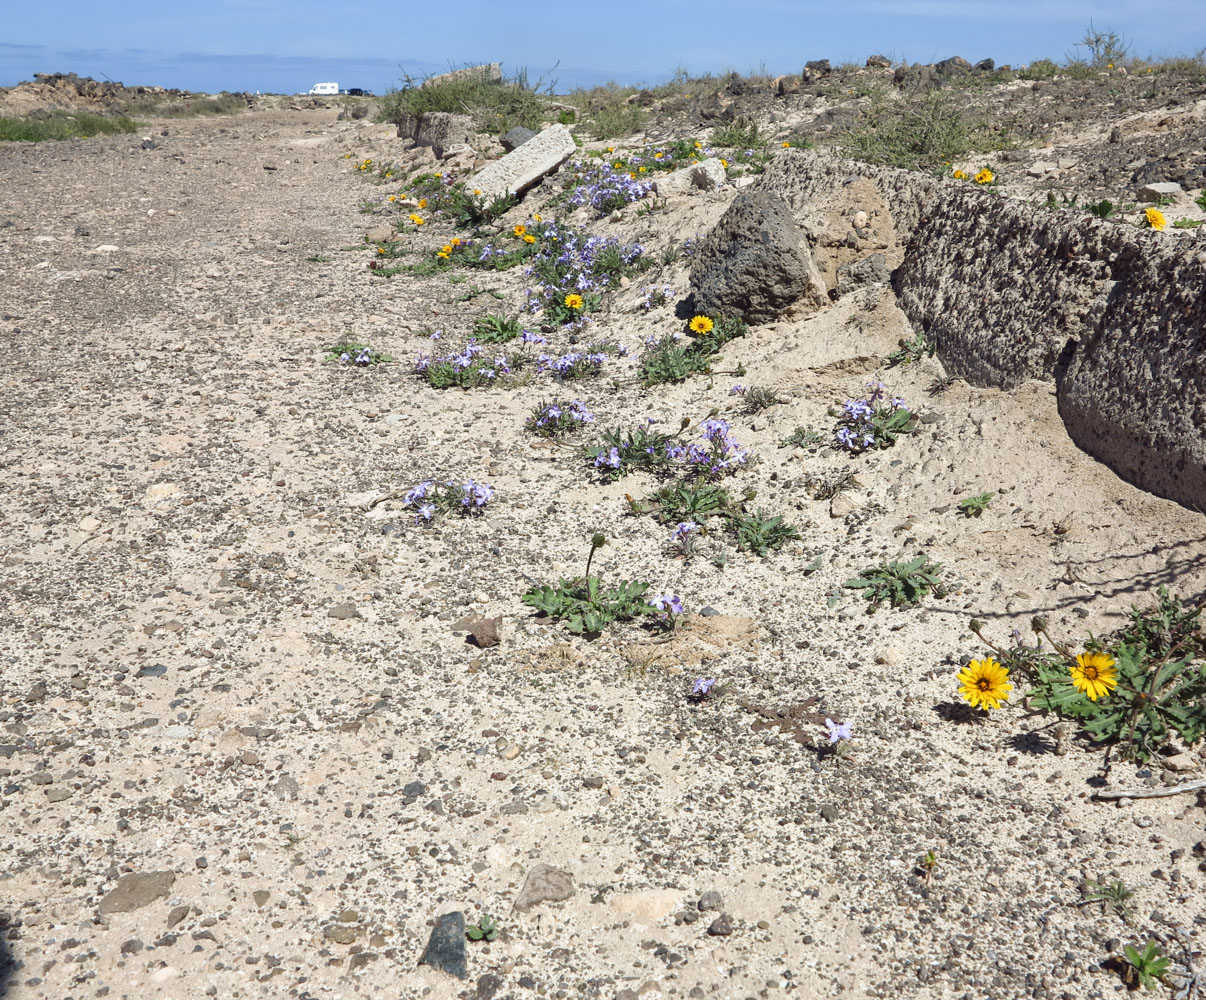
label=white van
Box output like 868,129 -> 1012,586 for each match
308,82 -> 339,96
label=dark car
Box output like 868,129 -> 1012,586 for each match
345,87 -> 372,97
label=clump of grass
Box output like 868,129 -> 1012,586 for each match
379,65 -> 550,135
120,93 -> 245,118
732,511 -> 801,556
0,112 -> 139,142
471,313 -> 524,343
640,315 -> 747,387
710,119 -> 765,149
837,91 -> 1003,170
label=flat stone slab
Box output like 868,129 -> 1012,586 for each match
97,871 -> 176,914
513,863 -> 574,912
1137,181 -> 1182,201
470,125 -> 575,202
422,63 -> 500,89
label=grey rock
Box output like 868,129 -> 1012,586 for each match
836,253 -> 889,297
418,911 -> 467,979
476,972 -> 503,1000
500,126 -> 537,152
30,771 -> 52,785
866,55 -> 892,68
698,890 -> 724,912
707,913 -> 734,936
422,63 -> 501,89
470,124 -> 576,203
403,780 -> 426,797
650,158 -> 727,198
690,189 -> 827,324
396,111 -> 476,160
1137,181 -> 1182,202
327,602 -> 360,620
98,871 -> 176,914
166,904 -> 190,929
893,63 -> 939,90
974,58 -> 996,72
136,664 -> 167,678
699,606 -> 720,617
803,60 -> 831,82
513,863 -> 575,912
364,225 -> 393,244
934,56 -> 972,77
120,938 -> 143,955
271,775 -> 300,801
45,787 -> 72,802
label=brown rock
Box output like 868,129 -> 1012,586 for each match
513,863 -> 575,912
98,871 -> 176,914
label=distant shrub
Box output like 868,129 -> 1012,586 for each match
379,65 -> 549,135
0,112 -> 138,142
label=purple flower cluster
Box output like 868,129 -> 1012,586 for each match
825,718 -> 852,743
649,593 -> 684,614
538,349 -> 610,380
529,399 -> 595,435
522,225 -> 647,325
692,677 -> 716,696
640,284 -> 674,311
400,478 -> 495,524
666,418 -> 748,478
834,381 -> 911,453
414,338 -> 519,384
340,348 -> 372,366
566,160 -> 654,214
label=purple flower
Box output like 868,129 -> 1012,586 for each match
825,718 -> 852,743
670,521 -> 698,541
692,677 -> 715,696
730,385 -> 745,395
649,594 -> 684,614
416,503 -> 436,521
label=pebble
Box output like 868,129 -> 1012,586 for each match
707,913 -> 734,936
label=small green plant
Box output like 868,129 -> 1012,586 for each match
521,534 -> 656,636
920,849 -> 938,885
380,65 -> 550,135
307,254 -> 332,263
957,491 -> 994,518
732,511 -> 801,556
1120,940 -> 1170,991
778,427 -> 823,449
1172,218 -> 1204,229
844,555 -> 945,611
585,419 -> 687,480
886,332 -> 935,367
972,591 -> 1206,762
1087,198 -> 1115,219
472,313 -> 524,343
640,315 -> 747,387
323,341 -> 394,366
648,481 -> 736,524
732,385 -> 786,414
1079,878 -> 1134,922
832,383 -> 919,453
1196,190 -> 1206,212
466,914 -> 499,942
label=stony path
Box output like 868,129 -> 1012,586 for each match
1,109 -> 1204,1000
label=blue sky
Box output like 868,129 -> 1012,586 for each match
2,1 -> 1203,95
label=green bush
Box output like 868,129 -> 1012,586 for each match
0,112 -> 138,142
379,66 -> 549,135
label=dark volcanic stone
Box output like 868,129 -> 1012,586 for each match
690,190 -> 827,324
418,912 -> 467,979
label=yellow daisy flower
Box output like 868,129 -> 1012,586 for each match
450,238 -> 462,246
387,194 -> 397,202
513,224 -> 527,236
782,141 -> 791,148
638,166 -> 647,173
409,214 -> 425,226
523,234 -> 537,243
418,198 -> 427,209
533,213 -> 542,222
957,656 -> 1013,711
952,168 -> 967,180
1070,652 -> 1118,701
564,293 -> 584,310
1145,207 -> 1167,231
974,168 -> 994,185
688,315 -> 714,335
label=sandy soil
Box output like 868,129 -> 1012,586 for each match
1,107 -> 1204,1000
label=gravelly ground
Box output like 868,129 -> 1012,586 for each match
1,104 -> 1205,1000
